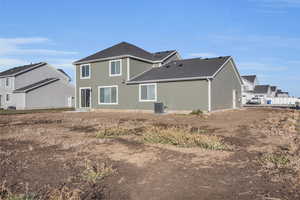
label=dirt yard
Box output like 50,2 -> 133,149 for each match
0,108 -> 299,200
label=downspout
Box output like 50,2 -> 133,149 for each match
207,78 -> 211,112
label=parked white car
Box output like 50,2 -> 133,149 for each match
247,97 -> 262,105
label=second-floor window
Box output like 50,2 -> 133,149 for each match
80,64 -> 91,79
5,78 -> 10,88
109,60 -> 122,76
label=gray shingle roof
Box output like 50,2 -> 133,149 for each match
152,50 -> 176,60
242,75 -> 256,83
74,42 -> 176,64
57,69 -> 71,81
253,85 -> 270,94
0,62 -> 47,77
128,56 -> 231,83
13,78 -> 59,93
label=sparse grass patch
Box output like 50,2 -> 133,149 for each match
95,126 -> 144,139
142,127 -> 227,150
190,109 -> 203,115
260,153 -> 290,168
0,181 -> 36,200
47,186 -> 81,200
82,160 -> 116,183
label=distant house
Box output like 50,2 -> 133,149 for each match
270,86 -> 277,97
241,75 -> 258,103
73,42 -> 243,112
0,62 -> 75,110
276,89 -> 289,97
252,85 -> 272,99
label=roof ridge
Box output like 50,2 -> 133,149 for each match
0,62 -> 47,77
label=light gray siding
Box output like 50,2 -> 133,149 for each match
129,58 -> 153,80
161,52 -> 181,65
15,64 -> 69,89
0,77 -> 15,109
25,80 -> 74,109
158,80 -> 209,111
13,93 -> 26,109
211,59 -> 242,110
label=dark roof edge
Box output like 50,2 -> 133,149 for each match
0,62 -> 47,78
13,78 -> 59,93
127,56 -> 236,84
212,56 -> 243,85
73,51 -> 178,65
126,76 -> 213,84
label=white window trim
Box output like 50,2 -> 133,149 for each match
109,59 -> 122,77
5,93 -> 11,103
79,87 -> 92,109
127,58 -> 130,81
80,64 -> 91,79
98,85 -> 118,105
139,83 -> 157,102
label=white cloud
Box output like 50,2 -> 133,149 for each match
238,62 -> 288,71
0,37 -> 78,56
188,52 -> 218,58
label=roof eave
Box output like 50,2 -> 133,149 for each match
126,76 -> 213,84
0,62 -> 47,78
13,78 -> 59,93
73,53 -> 177,65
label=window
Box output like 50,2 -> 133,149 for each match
98,86 -> 118,104
6,94 -> 10,102
5,78 -> 10,87
80,64 -> 91,79
139,83 -> 157,102
109,60 -> 122,76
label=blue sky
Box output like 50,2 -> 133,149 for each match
0,0 -> 300,96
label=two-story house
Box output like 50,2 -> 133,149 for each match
0,62 -> 75,109
73,42 -> 243,113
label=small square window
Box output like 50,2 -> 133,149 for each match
109,60 -> 122,76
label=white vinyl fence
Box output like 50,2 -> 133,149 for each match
266,97 -> 300,105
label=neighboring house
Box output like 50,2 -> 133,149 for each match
270,86 -> 277,97
73,42 -> 242,112
0,62 -> 75,109
241,75 -> 258,103
252,85 -> 272,100
276,89 -> 289,97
